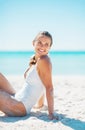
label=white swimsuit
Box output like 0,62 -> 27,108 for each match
15,65 -> 45,114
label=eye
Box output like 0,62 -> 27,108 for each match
37,41 -> 42,46
35,40 -> 42,46
45,43 -> 49,47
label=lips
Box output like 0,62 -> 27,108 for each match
36,49 -> 45,56
39,49 -> 44,52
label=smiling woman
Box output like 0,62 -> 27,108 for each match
0,31 -> 58,120
32,31 -> 52,57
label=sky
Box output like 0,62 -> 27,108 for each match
0,0 -> 85,51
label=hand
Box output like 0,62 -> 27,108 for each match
49,113 -> 59,120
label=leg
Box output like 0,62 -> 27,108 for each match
0,73 -> 16,95
0,90 -> 26,116
37,94 -> 44,107
34,94 -> 44,108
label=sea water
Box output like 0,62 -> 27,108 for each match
0,51 -> 85,76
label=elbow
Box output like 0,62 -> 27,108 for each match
46,87 -> 54,95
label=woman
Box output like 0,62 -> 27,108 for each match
0,31 -> 58,120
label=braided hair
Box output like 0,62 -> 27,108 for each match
29,55 -> 36,66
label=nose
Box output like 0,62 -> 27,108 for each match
40,43 -> 44,47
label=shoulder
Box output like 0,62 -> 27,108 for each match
39,55 -> 51,65
37,55 -> 52,71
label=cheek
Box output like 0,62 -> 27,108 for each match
46,47 -> 50,51
34,45 -> 39,50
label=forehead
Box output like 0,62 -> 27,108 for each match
36,35 -> 51,43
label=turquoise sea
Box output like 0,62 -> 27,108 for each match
0,51 -> 85,76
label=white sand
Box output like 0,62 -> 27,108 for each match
0,75 -> 85,130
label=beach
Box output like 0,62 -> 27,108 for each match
0,75 -> 85,130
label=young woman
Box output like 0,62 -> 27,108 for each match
0,31 -> 58,120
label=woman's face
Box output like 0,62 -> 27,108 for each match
33,35 -> 51,57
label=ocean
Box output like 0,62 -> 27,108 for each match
0,51 -> 85,76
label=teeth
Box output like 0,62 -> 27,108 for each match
39,49 -> 44,52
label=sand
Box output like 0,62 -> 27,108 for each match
0,75 -> 85,130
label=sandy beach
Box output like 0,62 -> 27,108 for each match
0,75 -> 85,130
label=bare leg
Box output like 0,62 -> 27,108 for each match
0,73 -> 16,95
37,94 -> 44,107
0,90 -> 26,116
34,94 -> 44,108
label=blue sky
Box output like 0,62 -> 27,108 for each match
0,0 -> 85,51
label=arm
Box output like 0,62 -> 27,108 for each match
37,56 -> 57,119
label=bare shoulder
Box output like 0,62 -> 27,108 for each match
37,55 -> 52,71
38,55 -> 52,66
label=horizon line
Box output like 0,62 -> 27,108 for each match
0,50 -> 85,53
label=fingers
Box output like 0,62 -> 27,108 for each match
49,113 -> 59,120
